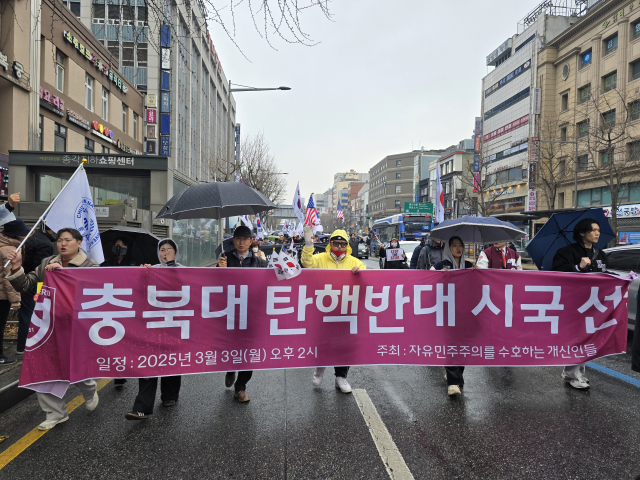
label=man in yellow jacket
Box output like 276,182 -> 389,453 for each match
301,226 -> 365,393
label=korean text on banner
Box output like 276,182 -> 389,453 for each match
19,268 -> 631,389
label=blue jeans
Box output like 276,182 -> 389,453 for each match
17,289 -> 36,352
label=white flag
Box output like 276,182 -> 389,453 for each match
435,161 -> 444,224
292,182 -> 304,224
256,213 -> 264,239
240,215 -> 253,230
44,168 -> 104,263
0,204 -> 16,227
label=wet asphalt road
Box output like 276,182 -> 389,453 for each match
0,257 -> 640,479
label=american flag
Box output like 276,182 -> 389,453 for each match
304,194 -> 319,226
336,200 -> 344,219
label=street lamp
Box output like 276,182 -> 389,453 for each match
217,81 -> 291,248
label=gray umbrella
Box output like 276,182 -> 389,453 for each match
155,182 -> 277,220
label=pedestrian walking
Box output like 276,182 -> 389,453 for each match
410,237 -> 426,269
476,241 -> 523,270
6,228 -> 100,430
218,225 -> 268,402
430,236 -> 475,396
551,218 -> 608,389
417,239 -> 444,270
381,237 -> 407,269
126,239 -> 183,420
301,225 -> 365,394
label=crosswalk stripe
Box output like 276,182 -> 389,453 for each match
0,378 -> 112,470
352,388 -> 414,480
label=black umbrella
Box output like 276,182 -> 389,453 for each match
100,226 -> 161,266
155,182 -> 277,220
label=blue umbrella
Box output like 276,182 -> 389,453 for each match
429,215 -> 525,244
525,208 -> 615,271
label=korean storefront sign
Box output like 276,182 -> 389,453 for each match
19,268 -> 630,389
8,151 -> 168,171
63,30 -> 128,94
67,110 -> 90,130
146,94 -> 157,108
146,109 -> 157,124
39,87 -> 64,116
161,92 -> 170,113
160,135 -> 170,156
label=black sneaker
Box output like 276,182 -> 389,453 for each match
0,356 -> 16,364
162,399 -> 177,407
114,379 -> 127,390
125,411 -> 149,420
15,350 -> 24,356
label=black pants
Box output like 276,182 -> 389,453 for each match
334,366 -> 349,378
0,300 -> 11,356
234,371 -> 253,392
132,376 -> 181,414
17,289 -> 36,352
445,366 -> 465,386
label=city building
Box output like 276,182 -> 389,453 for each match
331,169 -> 369,218
479,1 -> 581,216
536,0 -> 640,238
428,141 -> 476,220
415,148 -> 445,204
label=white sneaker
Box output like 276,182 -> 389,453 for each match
38,416 -> 69,430
85,391 -> 99,411
568,378 -> 590,389
562,373 -> 590,384
335,377 -> 352,393
448,385 -> 462,396
312,367 -> 326,386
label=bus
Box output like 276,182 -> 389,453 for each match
372,214 -> 432,244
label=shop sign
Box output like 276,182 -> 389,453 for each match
474,117 -> 481,136
491,187 -> 517,198
161,92 -> 170,113
533,88 -> 541,115
9,152 -> 167,170
63,30 -> 128,93
146,109 -> 156,124
601,2 -> 640,30
485,60 -> 531,98
486,38 -> 512,65
95,206 -> 110,218
146,94 -> 157,108
618,231 -> 640,244
473,173 -> 480,193
146,141 -> 156,154
0,51 -> 25,80
146,124 -> 156,139
484,115 -> 530,143
39,88 -> 64,116
530,137 -> 539,162
604,203 -> 640,218
206,31 -> 222,72
91,121 -> 114,143
474,136 -> 481,153
160,135 -> 170,156
67,110 -> 90,130
115,139 -> 140,155
161,48 -> 171,69
484,142 -> 528,164
527,190 -> 536,212
529,162 -> 536,188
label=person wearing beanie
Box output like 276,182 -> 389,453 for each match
301,225 -> 365,394
0,216 -> 31,364
217,225 -> 268,402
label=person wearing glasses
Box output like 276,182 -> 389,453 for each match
218,225 -> 268,402
301,226 -> 365,394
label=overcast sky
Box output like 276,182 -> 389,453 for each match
209,0 -> 544,200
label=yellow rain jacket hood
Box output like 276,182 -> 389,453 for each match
301,229 -> 366,270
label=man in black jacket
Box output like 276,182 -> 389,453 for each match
551,217 -> 608,389
217,225 -> 268,402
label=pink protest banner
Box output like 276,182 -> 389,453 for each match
20,268 -> 631,389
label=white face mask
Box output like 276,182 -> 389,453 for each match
252,248 -> 259,253
391,243 -> 398,248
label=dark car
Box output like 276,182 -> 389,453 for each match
603,245 -> 640,330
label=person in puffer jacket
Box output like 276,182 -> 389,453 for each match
301,226 -> 365,394
125,238 -> 183,420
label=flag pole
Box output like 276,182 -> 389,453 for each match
4,160 -> 87,267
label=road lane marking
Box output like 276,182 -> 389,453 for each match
352,389 -> 414,480
586,361 -> 640,387
0,378 -> 112,470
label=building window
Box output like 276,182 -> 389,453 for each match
137,43 -> 147,67
604,34 -> 618,56
577,120 -> 590,138
395,172 -> 401,179
632,60 -> 640,81
396,160 -> 402,166
133,112 -> 138,140
122,104 -> 127,133
602,110 -> 616,127
63,0 -> 81,17
560,127 -> 567,141
93,2 -> 105,23
604,71 -> 617,92
85,74 -> 94,111
630,141 -> 640,161
601,150 -> 612,166
580,50 -> 592,69
38,115 -> 43,151
578,186 -> 613,207
107,41 -> 119,62
54,123 -> 66,152
102,145 -> 110,154
395,185 -> 401,194
578,84 -> 591,103
561,93 -> 568,111
558,192 -> 565,209
578,154 -> 589,172
122,42 -> 134,67
395,200 -> 401,208
55,50 -> 65,92
635,21 -> 640,40
101,88 -> 108,121
84,138 -> 94,153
